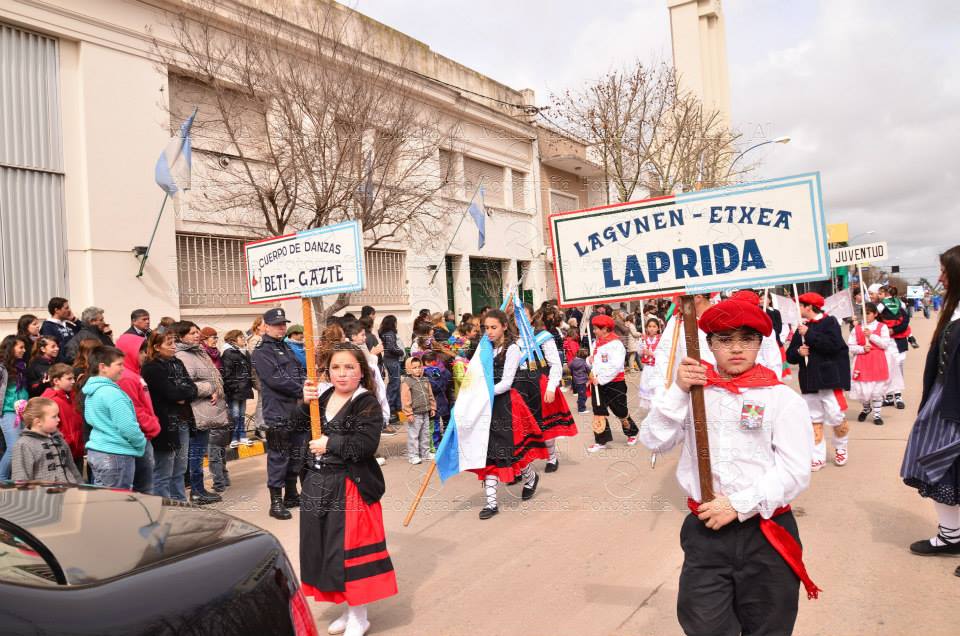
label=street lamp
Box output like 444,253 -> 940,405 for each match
728,136 -> 791,175
849,230 -> 875,243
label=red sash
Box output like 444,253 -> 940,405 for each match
687,498 -> 821,600
853,325 -> 888,382
702,362 -> 781,394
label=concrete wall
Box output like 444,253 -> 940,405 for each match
668,0 -> 731,125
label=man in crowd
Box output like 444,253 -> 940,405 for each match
62,307 -> 114,363
40,297 -> 79,358
124,309 -> 151,337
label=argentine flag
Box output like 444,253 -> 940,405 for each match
155,108 -> 197,198
435,335 -> 495,481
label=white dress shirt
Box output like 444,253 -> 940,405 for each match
640,382 -> 813,520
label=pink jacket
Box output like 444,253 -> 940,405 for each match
116,333 -> 161,440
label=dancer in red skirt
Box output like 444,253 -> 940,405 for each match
300,343 -> 397,636
529,306 -> 577,473
473,309 -> 549,520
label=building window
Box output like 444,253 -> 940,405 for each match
0,23 -> 67,308
463,156 -> 504,207
550,190 -> 580,213
512,170 -> 527,210
351,249 -> 408,306
176,233 -> 250,307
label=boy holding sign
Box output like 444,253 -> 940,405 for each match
640,294 -> 818,635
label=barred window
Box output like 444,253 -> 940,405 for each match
176,233 -> 250,307
351,249 -> 408,306
463,156 -> 503,207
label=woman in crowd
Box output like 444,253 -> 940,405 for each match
222,329 -> 254,448
378,315 -> 404,427
1,335 -> 30,478
247,316 -> 267,432
16,314 -> 41,361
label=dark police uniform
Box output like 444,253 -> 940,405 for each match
251,308 -> 308,511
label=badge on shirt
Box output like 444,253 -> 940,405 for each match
600,353 -> 608,363
740,401 -> 765,431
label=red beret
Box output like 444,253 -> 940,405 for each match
798,292 -> 825,309
730,290 -> 760,305
699,297 -> 773,337
591,314 -> 615,330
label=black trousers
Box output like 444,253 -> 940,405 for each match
678,511 -> 801,636
265,423 -> 309,488
592,380 -> 637,444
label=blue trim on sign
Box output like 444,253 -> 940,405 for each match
299,220 -> 366,298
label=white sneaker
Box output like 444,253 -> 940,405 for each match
376,457 -> 387,466
409,457 -> 422,465
811,459 -> 826,472
328,611 -> 348,635
834,448 -> 848,466
229,440 -> 240,448
587,443 -> 607,453
424,452 -> 435,461
243,438 -> 254,446
626,435 -> 639,447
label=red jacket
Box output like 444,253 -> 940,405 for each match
563,337 -> 580,365
116,334 -> 162,440
41,387 -> 84,459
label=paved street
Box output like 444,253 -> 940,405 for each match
211,316 -> 957,635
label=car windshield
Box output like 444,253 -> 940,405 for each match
0,483 -> 260,586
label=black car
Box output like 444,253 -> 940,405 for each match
0,481 -> 318,636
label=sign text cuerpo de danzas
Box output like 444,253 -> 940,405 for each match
245,220 -> 365,303
548,173 -> 831,306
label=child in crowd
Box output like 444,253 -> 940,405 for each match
222,330 -> 255,447
41,363 -> 83,465
421,351 -> 452,450
849,303 -> 891,428
568,347 -> 591,414
640,293 -> 818,635
401,357 -> 436,464
81,346 -> 146,490
10,397 -> 82,483
637,318 -> 663,410
116,334 -> 161,494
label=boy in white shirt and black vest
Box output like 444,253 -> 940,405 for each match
587,314 -> 639,452
641,294 -> 819,636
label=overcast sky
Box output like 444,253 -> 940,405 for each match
348,0 -> 957,284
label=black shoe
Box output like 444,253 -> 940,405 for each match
857,410 -> 870,422
283,481 -> 300,508
909,538 -> 960,556
269,487 -> 292,520
896,399 -> 906,410
955,565 -> 960,578
190,492 -> 221,505
909,336 -> 920,349
213,485 -> 227,493
478,506 -> 499,520
521,472 -> 540,501
874,416 -> 884,426
545,459 -> 559,473
883,395 -> 895,407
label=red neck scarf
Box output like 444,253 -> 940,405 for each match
595,332 -> 620,349
702,361 -> 781,394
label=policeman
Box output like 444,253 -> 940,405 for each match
251,307 -> 307,520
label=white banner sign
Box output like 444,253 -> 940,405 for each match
824,288 -> 855,320
772,293 -> 801,327
906,285 -> 925,299
245,221 -> 365,303
829,241 -> 889,268
548,173 -> 830,306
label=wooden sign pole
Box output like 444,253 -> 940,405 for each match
680,295 -> 714,502
301,297 -> 321,440
403,463 -> 436,527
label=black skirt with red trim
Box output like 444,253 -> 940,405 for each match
469,389 -> 549,482
300,467 -> 398,606
538,374 -> 578,440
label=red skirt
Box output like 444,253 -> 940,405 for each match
301,477 -> 398,606
470,390 -> 549,482
539,374 -> 578,440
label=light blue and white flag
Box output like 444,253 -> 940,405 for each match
467,186 -> 487,249
155,108 -> 197,197
435,335 -> 494,481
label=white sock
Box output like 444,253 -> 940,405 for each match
871,397 -> 883,417
833,435 -> 848,452
522,464 -> 537,488
860,401 -> 871,413
545,438 -> 558,463
347,604 -> 368,625
483,475 -> 498,509
813,439 -> 826,463
931,503 -> 960,546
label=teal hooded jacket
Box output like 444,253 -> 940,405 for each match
82,376 -> 145,457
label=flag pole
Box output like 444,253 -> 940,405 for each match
428,177 -> 485,286
136,192 -> 169,278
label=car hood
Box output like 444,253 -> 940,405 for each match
0,482 -> 262,586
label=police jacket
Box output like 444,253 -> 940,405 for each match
251,334 -> 305,426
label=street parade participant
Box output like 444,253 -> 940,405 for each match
637,317 -> 662,410
587,313 -> 639,453
901,245 -> 960,571
878,284 -> 911,409
526,306 -> 577,473
640,293 -> 819,636
299,343 -> 397,636
251,308 -> 307,520
473,309 -> 548,519
786,292 -> 851,470
848,302 -> 891,427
